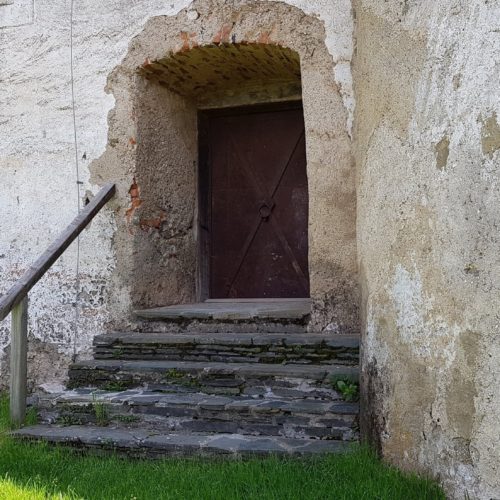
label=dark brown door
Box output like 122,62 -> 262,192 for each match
199,103 -> 309,299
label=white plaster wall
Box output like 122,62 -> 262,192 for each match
0,0 -> 353,381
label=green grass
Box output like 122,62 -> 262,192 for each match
0,395 -> 444,500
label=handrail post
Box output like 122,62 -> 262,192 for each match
10,295 -> 28,427
0,182 -> 115,425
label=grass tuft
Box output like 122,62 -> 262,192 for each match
0,394 -> 38,431
92,394 -> 109,427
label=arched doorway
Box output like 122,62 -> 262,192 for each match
93,0 -> 358,332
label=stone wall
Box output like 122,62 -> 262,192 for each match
355,1 -> 500,498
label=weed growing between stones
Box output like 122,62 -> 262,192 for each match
114,414 -> 140,424
101,381 -> 129,392
329,375 -> 359,402
92,394 -> 109,426
111,348 -> 125,359
57,414 -> 85,427
163,369 -> 201,388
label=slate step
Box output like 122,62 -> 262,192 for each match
134,300 -> 313,334
137,321 -> 308,335
68,360 -> 358,397
12,425 -> 350,458
37,389 -> 359,441
135,299 -> 311,321
93,332 -> 359,365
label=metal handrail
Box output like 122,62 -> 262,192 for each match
0,182 -> 116,425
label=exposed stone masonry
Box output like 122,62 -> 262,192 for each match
13,426 -> 349,458
36,389 -> 359,441
93,332 -> 359,365
15,330 -> 360,458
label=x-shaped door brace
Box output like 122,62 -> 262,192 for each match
223,129 -> 309,297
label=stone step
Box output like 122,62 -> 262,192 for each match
137,321 -> 308,334
37,389 -> 359,441
12,425 -> 350,458
134,300 -> 313,334
135,299 -> 311,321
68,360 -> 358,397
93,332 -> 359,365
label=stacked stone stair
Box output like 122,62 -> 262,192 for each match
14,332 -> 360,458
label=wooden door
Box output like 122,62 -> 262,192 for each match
199,103 -> 309,299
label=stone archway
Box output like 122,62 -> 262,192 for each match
91,0 -> 358,333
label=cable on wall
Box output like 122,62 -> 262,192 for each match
70,0 -> 82,362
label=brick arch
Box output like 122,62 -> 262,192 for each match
140,43 -> 302,109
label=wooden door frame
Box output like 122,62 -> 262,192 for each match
196,100 -> 304,301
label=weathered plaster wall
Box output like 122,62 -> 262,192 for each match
0,0 -> 355,383
355,1 -> 500,498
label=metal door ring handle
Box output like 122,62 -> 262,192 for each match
259,204 -> 272,219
